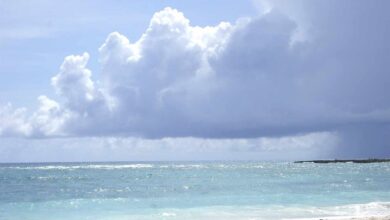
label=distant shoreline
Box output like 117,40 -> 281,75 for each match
294,159 -> 390,164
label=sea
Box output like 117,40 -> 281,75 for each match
0,161 -> 389,220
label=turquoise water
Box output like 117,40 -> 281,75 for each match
1,162 -> 390,219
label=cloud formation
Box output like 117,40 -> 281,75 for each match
0,132 -> 337,162
1,2 -> 390,157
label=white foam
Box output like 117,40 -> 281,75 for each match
164,164 -> 208,169
10,199 -> 388,220
137,202 -> 390,220
4,164 -> 154,170
161,212 -> 177,217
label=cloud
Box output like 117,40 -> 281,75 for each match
1,4 -> 390,157
0,104 -> 31,136
29,95 -> 70,137
0,131 -> 337,162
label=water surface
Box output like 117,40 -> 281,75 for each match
1,161 -> 389,219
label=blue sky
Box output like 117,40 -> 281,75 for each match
0,0 -> 256,108
1,0 -> 389,162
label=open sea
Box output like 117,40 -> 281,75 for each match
1,161 -> 389,220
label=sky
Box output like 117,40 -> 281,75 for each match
0,0 -> 389,162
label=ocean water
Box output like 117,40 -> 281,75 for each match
0,161 -> 389,220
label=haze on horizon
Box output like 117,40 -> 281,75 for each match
0,0 -> 389,162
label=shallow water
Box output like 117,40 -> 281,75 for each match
1,162 -> 389,219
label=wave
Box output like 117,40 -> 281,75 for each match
2,163 -> 270,170
160,163 -> 267,169
2,164 -> 154,170
142,202 -> 390,220
1,161 -> 388,171
133,202 -> 390,220
1,197 -> 389,220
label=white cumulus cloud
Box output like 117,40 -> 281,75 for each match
1,4 -> 390,158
